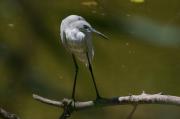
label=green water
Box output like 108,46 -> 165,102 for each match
0,0 -> 180,119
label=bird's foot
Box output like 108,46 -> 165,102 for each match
94,96 -> 109,106
59,99 -> 74,119
72,99 -> 76,111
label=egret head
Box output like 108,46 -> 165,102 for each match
72,20 -> 92,32
73,21 -> 109,40
62,15 -> 84,26
62,15 -> 109,40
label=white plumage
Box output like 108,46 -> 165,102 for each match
59,15 -> 109,105
60,15 -> 108,65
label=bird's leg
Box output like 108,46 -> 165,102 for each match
86,53 -> 101,100
59,100 -> 74,119
72,54 -> 78,108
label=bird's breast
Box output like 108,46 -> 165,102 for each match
67,39 -> 86,53
66,32 -> 93,64
66,38 -> 89,63
64,29 -> 93,65
65,29 -> 86,51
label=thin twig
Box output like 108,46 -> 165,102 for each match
33,94 -> 63,107
126,105 -> 137,119
0,107 -> 20,119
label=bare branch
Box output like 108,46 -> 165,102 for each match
0,107 -> 20,119
33,94 -> 63,107
32,92 -> 180,110
126,105 -> 137,119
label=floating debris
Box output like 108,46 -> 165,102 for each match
130,0 -> 145,3
121,64 -> 126,68
101,13 -> 106,16
91,10 -> 97,14
81,1 -> 98,7
126,42 -> 129,46
126,14 -> 131,17
8,23 -> 14,28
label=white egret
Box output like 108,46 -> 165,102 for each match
60,15 -> 108,102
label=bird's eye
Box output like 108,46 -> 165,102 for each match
83,25 -> 89,29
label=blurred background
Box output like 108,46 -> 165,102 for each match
0,0 -> 180,119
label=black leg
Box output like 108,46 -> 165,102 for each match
86,53 -> 101,99
59,54 -> 77,118
72,54 -> 78,100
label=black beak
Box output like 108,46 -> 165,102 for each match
92,28 -> 109,40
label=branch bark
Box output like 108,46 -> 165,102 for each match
0,107 -> 20,119
33,92 -> 180,110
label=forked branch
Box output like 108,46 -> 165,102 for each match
33,92 -> 180,110
0,107 -> 20,119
